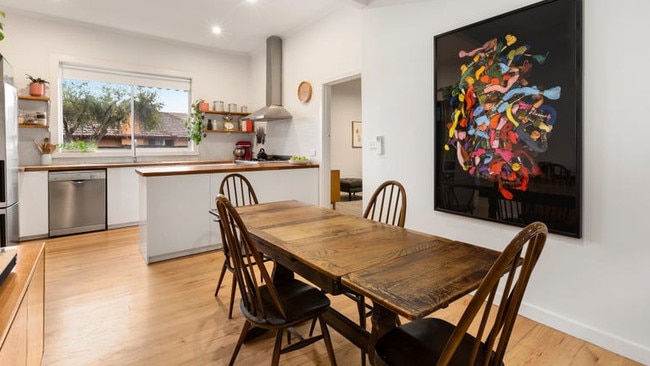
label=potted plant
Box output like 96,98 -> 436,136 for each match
198,100 -> 210,112
185,99 -> 207,146
26,74 -> 49,97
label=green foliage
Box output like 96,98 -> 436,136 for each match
61,81 -> 163,144
0,11 -> 5,41
26,74 -> 49,84
58,140 -> 98,152
185,99 -> 206,146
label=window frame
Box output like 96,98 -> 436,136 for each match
52,56 -> 197,160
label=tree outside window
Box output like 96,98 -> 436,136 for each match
60,65 -> 190,151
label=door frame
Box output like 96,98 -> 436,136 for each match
319,73 -> 362,208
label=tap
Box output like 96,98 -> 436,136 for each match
133,138 -> 138,163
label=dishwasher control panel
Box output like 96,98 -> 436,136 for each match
48,170 -> 106,182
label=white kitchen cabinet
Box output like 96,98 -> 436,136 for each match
140,167 -> 319,264
207,169 -> 320,248
139,173 -> 212,263
107,167 -> 139,228
18,171 -> 49,240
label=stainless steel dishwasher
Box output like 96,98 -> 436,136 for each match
49,170 -> 107,237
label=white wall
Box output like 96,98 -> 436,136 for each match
253,7 -> 363,160
356,0 -> 650,364
331,78 -> 362,178
2,11 -> 252,162
249,7 -> 363,206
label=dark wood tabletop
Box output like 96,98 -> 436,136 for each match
236,200 -> 502,363
236,200 -> 442,294
342,239 -> 500,320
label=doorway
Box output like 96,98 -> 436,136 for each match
323,76 -> 362,214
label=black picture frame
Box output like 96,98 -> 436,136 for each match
434,0 -> 582,237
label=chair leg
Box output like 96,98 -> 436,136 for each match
272,329 -> 284,366
228,275 -> 237,319
229,320 -> 251,366
319,316 -> 338,366
357,296 -> 367,366
214,258 -> 229,296
308,318 -> 317,336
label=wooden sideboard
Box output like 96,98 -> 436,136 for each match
0,242 -> 45,365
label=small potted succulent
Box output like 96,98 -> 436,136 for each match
26,74 -> 49,97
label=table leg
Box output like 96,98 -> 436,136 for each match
368,303 -> 399,366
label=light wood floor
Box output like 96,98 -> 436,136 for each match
29,225 -> 639,365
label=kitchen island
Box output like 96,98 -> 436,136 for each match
135,162 -> 319,264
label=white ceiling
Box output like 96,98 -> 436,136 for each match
2,0 -> 379,54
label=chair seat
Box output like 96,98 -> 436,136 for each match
241,279 -> 331,327
375,318 -> 502,366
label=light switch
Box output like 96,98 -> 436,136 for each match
375,136 -> 384,155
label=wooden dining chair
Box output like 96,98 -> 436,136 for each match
363,180 -> 407,227
219,173 -> 259,207
216,194 -> 337,366
373,221 -> 548,366
212,173 -> 260,319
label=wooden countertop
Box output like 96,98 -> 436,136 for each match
20,160 -> 231,172
135,161 -> 319,177
0,242 -> 45,347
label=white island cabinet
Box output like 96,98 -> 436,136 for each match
137,163 -> 319,264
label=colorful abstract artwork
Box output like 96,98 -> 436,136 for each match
434,0 -> 582,237
445,33 -> 558,199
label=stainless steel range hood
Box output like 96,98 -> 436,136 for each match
244,36 -> 293,121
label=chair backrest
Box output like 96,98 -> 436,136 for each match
363,180 -> 407,227
219,173 -> 259,207
438,221 -> 547,366
215,194 -> 287,322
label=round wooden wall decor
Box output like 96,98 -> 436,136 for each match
297,81 -> 312,103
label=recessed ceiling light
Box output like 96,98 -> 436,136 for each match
212,26 -> 222,35
246,0 -> 258,3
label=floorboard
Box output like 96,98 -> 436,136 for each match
29,224 -> 639,366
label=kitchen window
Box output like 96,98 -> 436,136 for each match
60,63 -> 191,154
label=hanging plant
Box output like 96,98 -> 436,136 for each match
185,99 -> 206,146
0,11 -> 5,41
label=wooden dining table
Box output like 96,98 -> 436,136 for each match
236,200 -> 501,364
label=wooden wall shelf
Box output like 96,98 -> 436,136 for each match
203,130 -> 253,134
19,124 -> 49,129
18,95 -> 49,102
203,110 -> 248,116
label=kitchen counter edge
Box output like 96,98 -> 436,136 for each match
135,162 -> 319,177
19,160 -> 232,172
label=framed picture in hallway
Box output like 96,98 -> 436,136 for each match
352,121 -> 362,148
433,0 -> 583,237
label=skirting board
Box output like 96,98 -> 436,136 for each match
145,244 -> 220,264
519,302 -> 649,364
